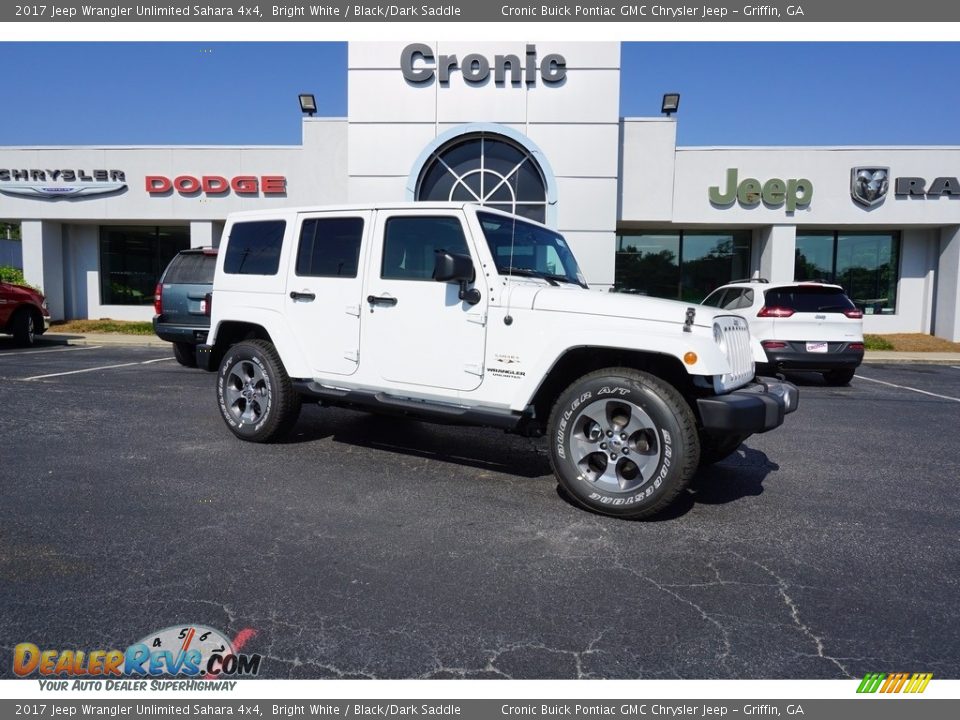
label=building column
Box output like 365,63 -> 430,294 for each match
756,225 -> 796,283
934,225 -> 960,342
190,221 -> 224,249
21,220 -> 64,321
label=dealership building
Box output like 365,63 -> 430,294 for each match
2,41 -> 959,340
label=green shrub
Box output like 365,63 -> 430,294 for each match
864,334 -> 895,351
0,265 -> 26,285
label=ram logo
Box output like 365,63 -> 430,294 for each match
851,167 -> 889,208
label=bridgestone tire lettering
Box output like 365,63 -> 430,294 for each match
216,339 -> 301,443
547,367 -> 700,519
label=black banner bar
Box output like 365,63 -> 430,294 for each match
5,1 -> 960,22
0,700 -> 959,720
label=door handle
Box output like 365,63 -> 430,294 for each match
367,295 -> 398,307
290,291 -> 316,302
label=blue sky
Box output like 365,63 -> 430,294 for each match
0,42 -> 957,146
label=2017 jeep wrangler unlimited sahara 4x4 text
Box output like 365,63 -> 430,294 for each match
198,203 -> 798,519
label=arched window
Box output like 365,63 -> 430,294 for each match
416,132 -> 548,223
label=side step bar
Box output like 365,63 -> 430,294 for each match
291,380 -> 526,431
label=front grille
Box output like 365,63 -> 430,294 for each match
714,316 -> 754,392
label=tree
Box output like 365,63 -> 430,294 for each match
1,223 -> 21,241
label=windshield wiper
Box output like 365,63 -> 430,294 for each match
543,273 -> 588,289
500,267 -> 588,288
817,305 -> 850,311
500,267 -> 560,286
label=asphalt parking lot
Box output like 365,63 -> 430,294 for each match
0,341 -> 958,680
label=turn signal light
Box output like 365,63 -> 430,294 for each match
757,306 -> 794,318
844,308 -> 864,319
153,283 -> 163,315
683,351 -> 698,365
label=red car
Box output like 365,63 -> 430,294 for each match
0,279 -> 51,346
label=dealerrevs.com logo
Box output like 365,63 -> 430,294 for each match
13,625 -> 261,685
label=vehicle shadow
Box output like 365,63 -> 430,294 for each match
288,408 -> 780,512
283,408 -> 553,479
556,444 -> 779,521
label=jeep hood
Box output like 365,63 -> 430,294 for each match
516,284 -> 719,327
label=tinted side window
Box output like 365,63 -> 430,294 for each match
702,289 -> 727,308
382,216 -> 469,281
296,217 -> 364,278
224,221 -> 286,275
163,253 -> 217,284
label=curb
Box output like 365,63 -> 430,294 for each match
40,333 -> 170,349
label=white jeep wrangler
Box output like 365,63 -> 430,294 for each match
199,203 -> 798,519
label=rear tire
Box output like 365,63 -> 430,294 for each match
547,368 -> 699,519
12,309 -> 37,347
173,341 -> 197,368
216,340 -> 301,442
824,368 -> 856,386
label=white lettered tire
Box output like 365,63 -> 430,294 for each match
547,368 -> 700,519
217,340 -> 301,442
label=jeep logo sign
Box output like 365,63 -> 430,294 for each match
401,44 -> 566,85
709,168 -> 813,212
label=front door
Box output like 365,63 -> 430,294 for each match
285,212 -> 371,376
361,211 -> 487,392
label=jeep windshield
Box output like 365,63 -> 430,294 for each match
477,211 -> 587,288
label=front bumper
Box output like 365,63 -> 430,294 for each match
697,376 -> 799,435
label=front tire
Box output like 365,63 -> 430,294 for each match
547,368 -> 700,519
824,368 -> 856,386
173,341 -> 197,368
12,309 -> 37,347
217,340 -> 301,442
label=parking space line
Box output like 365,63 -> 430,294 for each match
22,356 -> 175,381
0,345 -> 103,358
854,374 -> 960,403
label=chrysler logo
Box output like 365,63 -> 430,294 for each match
851,167 -> 889,208
0,182 -> 126,199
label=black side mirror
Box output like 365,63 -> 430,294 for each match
433,251 -> 481,305
433,251 -> 474,283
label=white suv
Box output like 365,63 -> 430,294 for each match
199,203 -> 798,519
702,279 -> 864,386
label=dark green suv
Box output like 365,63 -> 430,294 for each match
152,247 -> 217,367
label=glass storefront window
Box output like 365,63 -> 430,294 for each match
614,230 -> 751,303
794,234 -> 834,281
99,226 -> 189,305
795,232 -> 900,314
615,233 -> 680,299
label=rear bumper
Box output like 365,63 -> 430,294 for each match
152,318 -> 209,345
697,377 -> 799,435
764,345 -> 863,372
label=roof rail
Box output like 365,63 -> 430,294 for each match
730,277 -> 769,284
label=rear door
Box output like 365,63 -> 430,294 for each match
285,211 -> 371,377
159,251 -> 217,327
764,286 -> 862,343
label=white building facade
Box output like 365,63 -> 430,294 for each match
1,41 -> 958,340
